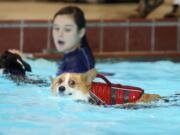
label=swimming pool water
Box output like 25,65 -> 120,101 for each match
0,59 -> 180,135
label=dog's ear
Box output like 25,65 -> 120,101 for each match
83,68 -> 97,85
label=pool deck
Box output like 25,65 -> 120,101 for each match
0,0 -> 173,20
0,1 -> 137,20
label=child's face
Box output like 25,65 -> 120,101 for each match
52,15 -> 84,53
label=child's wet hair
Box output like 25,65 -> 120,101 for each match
53,6 -> 86,31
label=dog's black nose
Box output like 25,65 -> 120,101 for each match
58,86 -> 65,92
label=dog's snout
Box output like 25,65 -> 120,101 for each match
58,86 -> 65,92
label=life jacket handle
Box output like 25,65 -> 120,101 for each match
96,74 -> 112,85
96,74 -> 123,88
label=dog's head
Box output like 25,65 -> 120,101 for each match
51,69 -> 96,102
0,50 -> 31,76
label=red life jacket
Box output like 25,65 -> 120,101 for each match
91,74 -> 144,105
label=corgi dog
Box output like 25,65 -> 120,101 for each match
51,69 -> 162,105
51,68 -> 97,102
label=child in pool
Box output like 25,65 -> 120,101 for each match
52,6 -> 96,77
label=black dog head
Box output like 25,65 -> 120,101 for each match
0,50 -> 31,76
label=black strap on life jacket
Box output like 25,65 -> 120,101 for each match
89,91 -> 106,106
111,87 -> 116,105
124,90 -> 129,103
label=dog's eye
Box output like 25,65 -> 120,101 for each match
58,79 -> 63,84
68,80 -> 75,87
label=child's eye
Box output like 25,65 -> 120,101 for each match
64,28 -> 72,32
54,27 -> 60,31
53,25 -> 60,31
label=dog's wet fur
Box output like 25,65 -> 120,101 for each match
0,50 -> 48,86
0,50 -> 31,76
